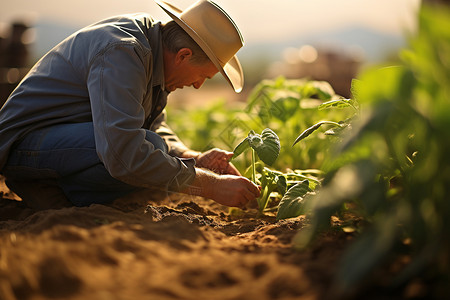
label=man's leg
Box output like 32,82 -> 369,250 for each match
3,122 -> 168,207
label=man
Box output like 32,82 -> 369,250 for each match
0,0 -> 260,210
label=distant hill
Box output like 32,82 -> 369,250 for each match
239,26 -> 406,64
30,21 -> 406,65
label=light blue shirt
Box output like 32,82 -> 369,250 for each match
0,14 -> 195,190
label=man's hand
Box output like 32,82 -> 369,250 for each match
183,148 -> 241,175
185,169 -> 260,208
205,174 -> 260,208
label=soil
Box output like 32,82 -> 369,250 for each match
0,176 -> 428,300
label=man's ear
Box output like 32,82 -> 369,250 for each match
175,48 -> 193,65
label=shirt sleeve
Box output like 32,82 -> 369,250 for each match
86,42 -> 195,191
150,110 -> 191,157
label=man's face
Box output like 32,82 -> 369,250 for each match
164,48 -> 219,92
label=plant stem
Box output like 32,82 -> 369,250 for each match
251,148 -> 256,183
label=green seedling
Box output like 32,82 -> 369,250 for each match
257,166 -> 318,219
232,128 -> 280,181
232,128 -> 319,217
231,128 -> 280,213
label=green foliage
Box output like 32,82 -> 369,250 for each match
167,5 -> 450,294
255,166 -> 284,213
230,127 -> 323,217
242,77 -> 354,170
293,120 -> 344,146
295,3 -> 450,293
166,99 -> 242,154
232,128 -> 281,213
249,164 -> 320,217
231,135 -> 250,159
253,128 -> 281,166
318,97 -> 359,111
167,77 -> 355,172
276,180 -> 312,220
293,93 -> 359,146
232,128 -> 280,166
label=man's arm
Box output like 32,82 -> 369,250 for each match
150,110 -> 191,157
150,109 -> 258,206
87,43 -> 195,190
151,111 -> 240,176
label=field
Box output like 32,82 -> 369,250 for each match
0,176 -> 416,300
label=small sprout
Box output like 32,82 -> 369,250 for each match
232,128 -> 280,213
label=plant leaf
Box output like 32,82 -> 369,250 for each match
276,180 -> 311,220
270,96 -> 300,122
248,131 -> 263,148
324,122 -> 350,136
293,121 -> 342,146
302,81 -> 334,100
250,128 -> 280,166
318,98 -> 353,110
231,137 -> 250,159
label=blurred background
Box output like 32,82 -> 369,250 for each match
0,0 -> 421,106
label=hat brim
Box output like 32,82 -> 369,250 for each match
156,0 -> 244,92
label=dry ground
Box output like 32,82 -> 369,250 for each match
0,176 -> 426,300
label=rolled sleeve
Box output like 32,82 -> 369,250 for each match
87,42 -> 195,189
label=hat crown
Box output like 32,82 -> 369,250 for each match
155,0 -> 244,92
180,0 -> 243,66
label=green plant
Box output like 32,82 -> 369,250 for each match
252,164 -> 321,220
293,96 -> 359,146
276,179 -> 311,220
243,77 -> 353,170
231,128 -> 321,218
231,128 -> 280,213
166,77 -> 355,172
293,3 -> 450,295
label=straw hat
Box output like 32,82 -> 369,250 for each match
155,0 -> 244,92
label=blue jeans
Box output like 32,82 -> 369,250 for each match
3,122 -> 168,206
